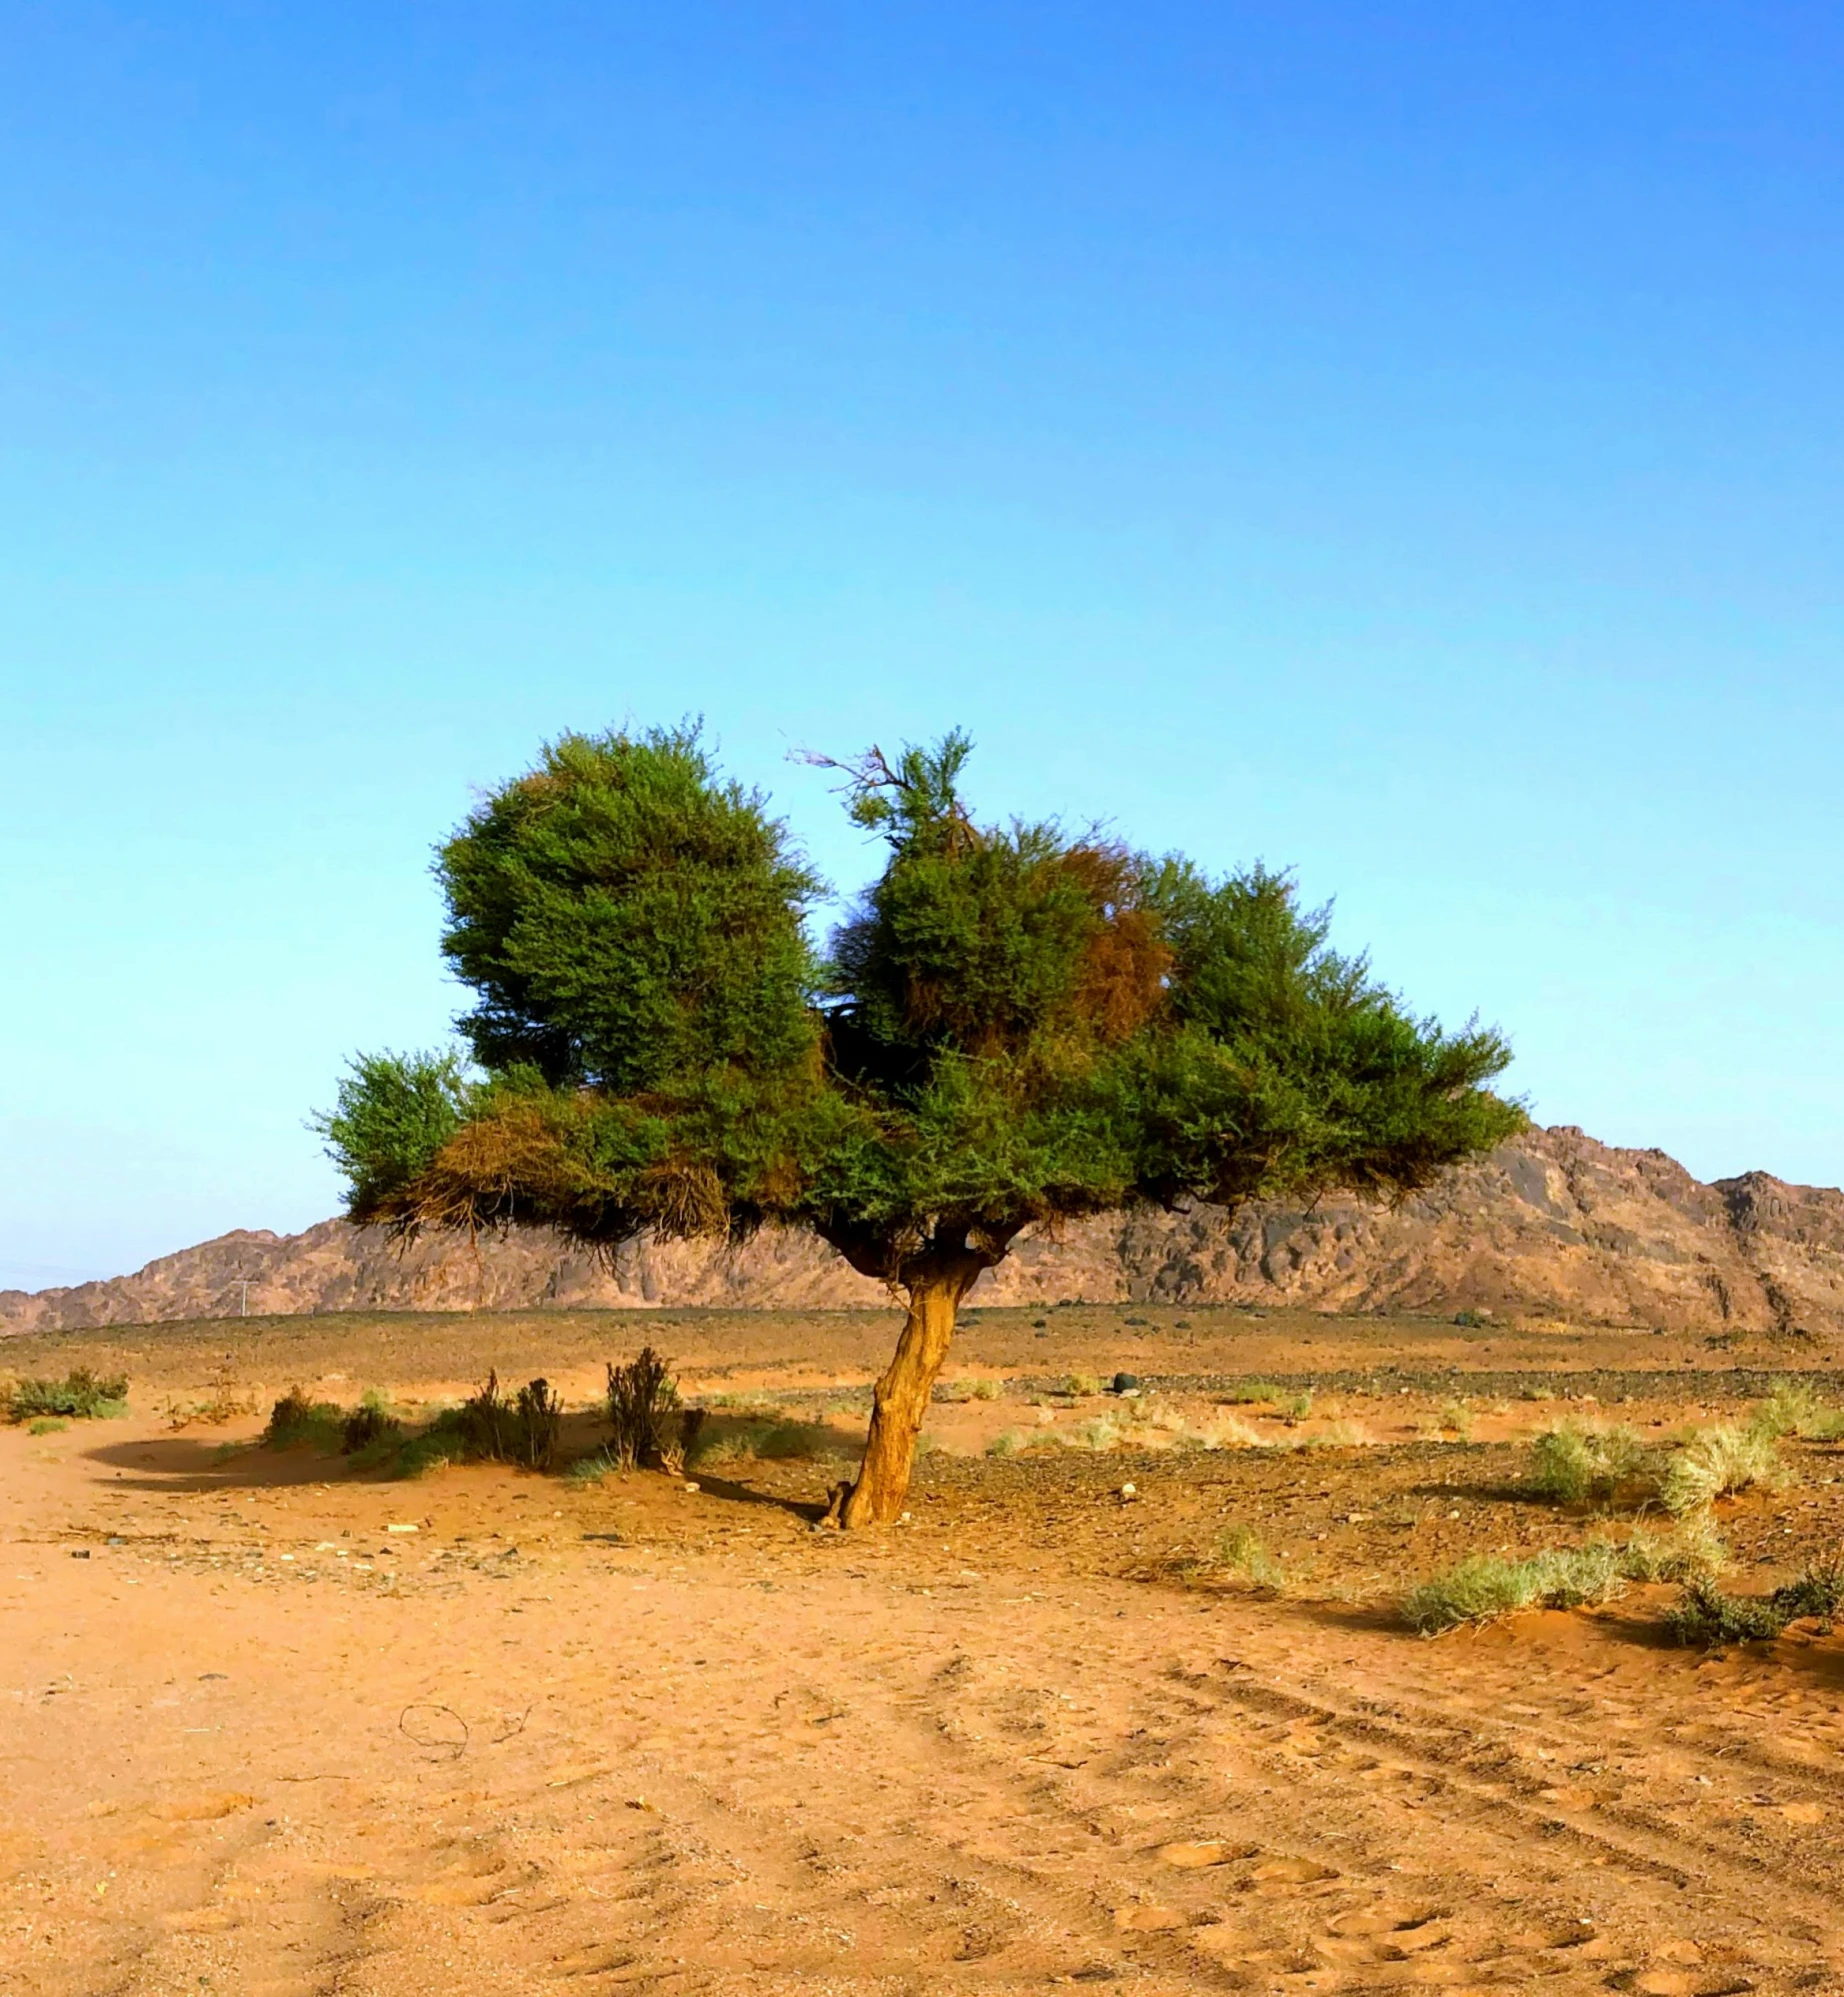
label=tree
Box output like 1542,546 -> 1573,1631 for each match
320,722 -> 1524,1527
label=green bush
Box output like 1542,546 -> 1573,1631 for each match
341,1393 -> 402,1454
1212,1526 -> 1284,1592
1403,1543 -> 1628,1634
1613,1514 -> 1728,1582
1219,1379 -> 1288,1406
1658,1423 -> 1782,1516
7,1368 -> 130,1422
606,1348 -> 696,1471
447,1371 -> 561,1471
1525,1422 -> 1649,1505
1665,1576 -> 1791,1647
264,1387 -> 344,1450
1749,1377 -> 1823,1440
1770,1556 -> 1844,1623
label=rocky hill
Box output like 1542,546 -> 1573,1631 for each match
5,1126 -> 1843,1338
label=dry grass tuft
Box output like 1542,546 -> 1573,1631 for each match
1657,1423 -> 1782,1516
1403,1544 -> 1629,1634
1525,1422 -> 1651,1506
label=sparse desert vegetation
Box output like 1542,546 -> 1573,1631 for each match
3,1365 -> 129,1423
9,1301 -> 1844,1993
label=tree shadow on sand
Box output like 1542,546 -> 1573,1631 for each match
80,1428 -> 848,1524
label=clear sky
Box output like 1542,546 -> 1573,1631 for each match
3,3 -> 1840,1289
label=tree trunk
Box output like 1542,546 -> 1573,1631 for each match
840,1258 -> 979,1528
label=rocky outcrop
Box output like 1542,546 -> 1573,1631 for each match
4,1126 -> 1842,1336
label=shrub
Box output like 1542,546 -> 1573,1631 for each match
1189,1412 -> 1266,1451
1806,1411 -> 1844,1444
1613,1514 -> 1728,1582
1749,1377 -> 1824,1440
1658,1423 -> 1782,1516
341,1394 -> 402,1454
7,1368 -> 130,1422
1220,1379 -> 1288,1406
606,1348 -> 697,1471
1064,1374 -> 1104,1398
1304,1419 -> 1364,1449
27,1417 -> 68,1436
1771,1555 -> 1844,1624
985,1429 -> 1030,1458
687,1413 -> 839,1469
1438,1400 -> 1475,1441
1212,1526 -> 1284,1592
936,1376 -> 1004,1403
1665,1576 -> 1790,1647
434,1370 -> 564,1471
756,1419 -> 842,1460
264,1387 -> 344,1451
512,1377 -> 563,1471
1069,1411 -> 1131,1451
1525,1423 -> 1649,1505
1403,1543 -> 1630,1634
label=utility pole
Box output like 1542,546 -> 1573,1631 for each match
241,1281 -> 248,1318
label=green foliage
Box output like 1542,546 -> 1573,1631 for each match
439,723 -> 820,1093
1657,1423 -> 1782,1516
6,1368 -> 129,1422
1219,1379 -> 1289,1405
27,1417 -> 69,1435
1665,1577 -> 1789,1647
1407,1518 -> 1734,1636
1525,1423 -> 1650,1505
605,1347 -> 691,1471
688,1413 -> 850,1468
312,1049 -> 471,1216
341,1399 -> 402,1455
1749,1377 -> 1838,1441
1614,1514 -> 1728,1582
444,1370 -> 562,1472
264,1387 -> 344,1451
1212,1526 -> 1284,1592
1403,1544 -> 1629,1634
322,725 -> 1524,1297
1661,1564 -> 1844,1648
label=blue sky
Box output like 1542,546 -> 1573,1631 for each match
3,3 -> 1840,1287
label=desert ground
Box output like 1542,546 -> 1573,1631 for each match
4,1302 -> 1844,1996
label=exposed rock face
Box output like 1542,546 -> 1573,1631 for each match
4,1127 -> 1842,1337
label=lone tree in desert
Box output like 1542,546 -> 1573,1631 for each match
322,724 -> 1523,1526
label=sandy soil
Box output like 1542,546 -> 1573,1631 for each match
4,1306 -> 1844,1995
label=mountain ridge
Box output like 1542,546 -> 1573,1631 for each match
6,1125 -> 1843,1337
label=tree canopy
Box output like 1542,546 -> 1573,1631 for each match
321,722 -> 1523,1523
